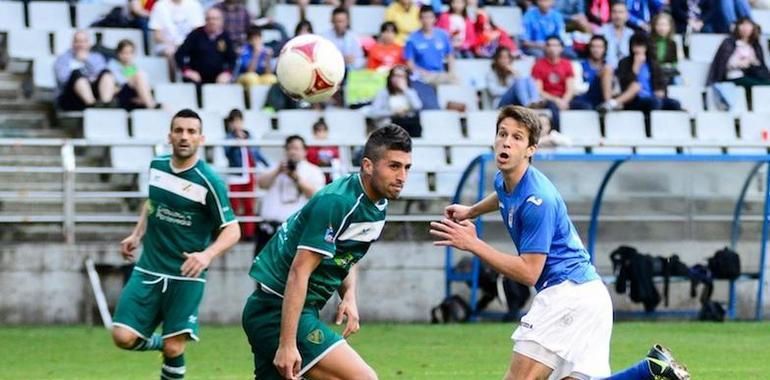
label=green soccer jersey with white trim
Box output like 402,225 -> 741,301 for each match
249,173 -> 387,306
137,155 -> 237,278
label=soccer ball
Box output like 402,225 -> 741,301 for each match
276,34 -> 346,103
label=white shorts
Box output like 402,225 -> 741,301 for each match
512,279 -> 613,380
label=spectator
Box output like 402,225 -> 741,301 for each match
487,47 -> 541,108
650,12 -> 680,85
577,35 -> 615,110
213,0 -> 251,50
537,113 -> 573,147
107,39 -> 160,110
369,65 -> 423,136
472,10 -> 517,58
224,109 -> 269,241
54,31 -> 116,111
625,0 -> 663,32
385,0 -> 421,45
531,36 -> 592,130
295,19 -> 314,36
600,1 -> 634,68
176,7 -> 237,85
404,6 -> 456,85
436,0 -> 477,58
521,0 -> 574,58
306,119 -> 341,183
670,0 -> 719,33
555,0 -> 593,32
235,26 -> 277,87
707,18 -> 770,91
254,135 -> 325,256
586,0 -> 612,28
129,0 -> 157,47
722,0 -> 753,33
612,33 -> 681,113
368,22 -> 406,71
323,7 -> 365,70
149,0 -> 204,72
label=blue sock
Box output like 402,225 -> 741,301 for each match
131,333 -> 164,351
604,359 -> 653,380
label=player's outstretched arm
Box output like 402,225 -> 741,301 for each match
445,193 -> 499,221
336,266 -> 360,338
119,200 -> 150,261
180,222 -> 241,278
430,219 -> 546,287
275,249 -> 324,380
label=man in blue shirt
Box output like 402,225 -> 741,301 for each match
430,106 -> 690,380
322,7 -> 365,70
404,5 -> 456,85
600,1 -> 635,68
576,35 -> 615,110
522,0 -> 576,58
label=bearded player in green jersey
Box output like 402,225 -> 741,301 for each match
111,109 -> 241,380
242,125 -> 412,380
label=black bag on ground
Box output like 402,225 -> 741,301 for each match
430,295 -> 471,323
708,247 -> 741,280
610,245 -> 661,312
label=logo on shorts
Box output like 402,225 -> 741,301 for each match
520,321 -> 533,329
306,329 -> 325,344
324,225 -> 335,243
188,315 -> 197,324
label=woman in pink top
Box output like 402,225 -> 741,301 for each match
436,0 -> 476,58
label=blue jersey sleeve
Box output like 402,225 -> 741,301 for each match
517,195 -> 556,254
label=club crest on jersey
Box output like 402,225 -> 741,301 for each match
306,329 -> 325,344
324,226 -> 335,243
526,195 -> 543,206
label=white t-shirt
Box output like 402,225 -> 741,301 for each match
260,160 -> 326,222
149,0 -> 204,48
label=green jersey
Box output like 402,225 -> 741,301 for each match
137,155 -> 237,278
249,173 -> 387,306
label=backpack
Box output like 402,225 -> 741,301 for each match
708,247 -> 741,280
699,301 -> 726,321
430,295 -> 471,323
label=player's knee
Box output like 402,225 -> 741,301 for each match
111,327 -> 138,349
162,339 -> 186,358
356,365 -> 378,380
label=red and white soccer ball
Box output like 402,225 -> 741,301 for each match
276,34 -> 346,103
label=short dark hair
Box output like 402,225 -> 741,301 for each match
312,119 -> 328,133
116,39 -> 134,53
226,108 -> 243,123
332,6 -> 349,18
419,5 -> 435,16
246,26 -> 262,40
285,134 -> 306,149
611,0 -> 627,9
629,32 -> 649,51
170,109 -> 202,131
294,20 -> 313,36
363,124 -> 412,163
495,105 -> 541,147
589,34 -> 608,59
545,35 -> 563,46
380,21 -> 398,34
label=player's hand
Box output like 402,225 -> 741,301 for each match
274,345 -> 302,380
181,251 -> 211,278
430,218 -> 479,251
335,298 -> 360,337
444,204 -> 473,221
120,234 -> 140,261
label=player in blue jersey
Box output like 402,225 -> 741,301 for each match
430,105 -> 690,380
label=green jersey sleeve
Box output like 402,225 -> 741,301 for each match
203,172 -> 237,228
297,195 -> 350,258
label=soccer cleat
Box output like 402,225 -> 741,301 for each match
646,344 -> 691,380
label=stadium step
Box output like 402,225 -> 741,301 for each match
0,181 -> 120,192
0,198 -> 127,214
1,223 -> 135,242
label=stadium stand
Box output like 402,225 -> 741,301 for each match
420,110 -> 464,141
154,83 -> 199,110
202,84 -> 246,114
0,1 -> 25,30
28,1 -> 72,29
277,109 -> 322,137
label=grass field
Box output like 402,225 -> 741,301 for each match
1,322 -> 768,379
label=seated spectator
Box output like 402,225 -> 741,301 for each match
369,65 -> 424,136
487,47 -> 540,108
224,109 -> 269,241
323,7 -> 365,70
235,26 -> 277,87
436,0 -> 476,58
576,35 -> 615,110
149,0 -> 204,71
129,0 -> 156,45
537,113 -> 573,147
625,0 -> 663,32
600,1 -> 634,68
612,33 -> 681,113
385,0 -> 421,45
722,0 -> 753,33
404,6 -> 456,85
586,0 -> 612,29
368,22 -> 406,71
530,36 -> 592,130
521,0 -> 575,58
670,0 -> 719,33
213,0 -> 251,50
107,39 -> 159,110
54,31 -> 116,111
295,19 -> 314,36
175,8 -> 237,85
306,119 -> 341,183
650,13 -> 680,85
707,18 -> 770,91
472,10 -> 517,58
555,0 -> 593,32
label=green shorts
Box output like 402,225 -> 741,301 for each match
113,267 -> 205,341
241,285 -> 344,380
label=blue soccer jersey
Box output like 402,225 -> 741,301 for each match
494,166 -> 599,292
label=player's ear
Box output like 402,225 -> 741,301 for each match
526,144 -> 537,158
361,157 -> 374,176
